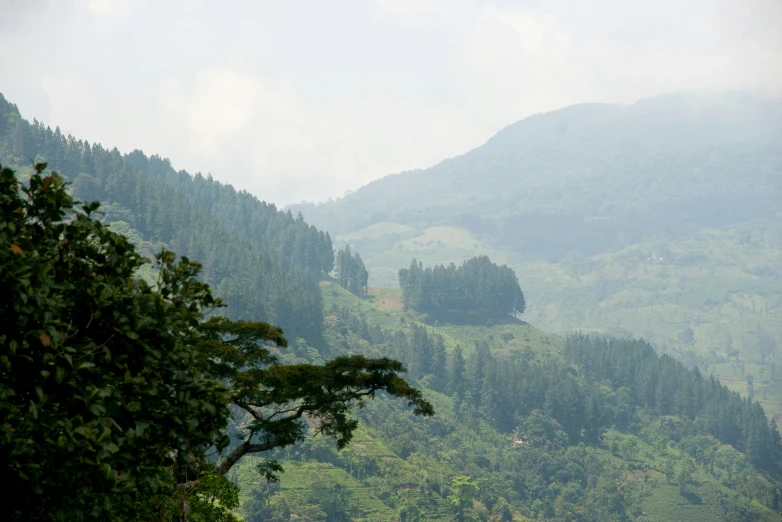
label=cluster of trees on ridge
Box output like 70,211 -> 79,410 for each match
567,334 -> 782,473
123,151 -> 335,277
399,256 -> 526,318
0,163 -> 432,521
335,245 -> 368,297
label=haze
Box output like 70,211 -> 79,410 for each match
2,0 -> 781,205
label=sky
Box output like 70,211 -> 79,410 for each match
2,0 -> 781,206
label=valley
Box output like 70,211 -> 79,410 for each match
2,89 -> 781,521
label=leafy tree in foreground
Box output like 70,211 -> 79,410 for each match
0,164 -> 433,521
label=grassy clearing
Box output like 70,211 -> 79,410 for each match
324,281 -> 561,360
366,286 -> 403,310
338,221 -> 414,242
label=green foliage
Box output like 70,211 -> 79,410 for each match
0,164 -> 231,520
0,164 -> 433,521
0,93 -> 332,346
187,473 -> 241,522
335,244 -> 368,297
567,334 -> 782,473
447,476 -> 479,521
195,315 -> 434,487
399,256 -> 525,319
4,90 -> 782,521
276,287 -> 782,522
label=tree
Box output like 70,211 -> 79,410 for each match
677,459 -> 696,495
620,436 -> 640,461
1,164 -> 231,521
0,164 -> 433,521
448,345 -> 466,401
677,327 -> 695,345
183,318 -> 434,491
448,475 -> 479,522
244,480 -> 282,521
336,245 -> 369,297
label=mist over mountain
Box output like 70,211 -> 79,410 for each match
292,91 -> 782,262
291,91 -> 782,425
4,85 -> 782,521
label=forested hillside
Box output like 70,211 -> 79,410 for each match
3,89 -> 781,521
291,91 -> 782,420
233,282 -> 782,521
0,93 -> 330,346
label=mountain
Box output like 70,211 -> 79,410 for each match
291,90 -> 782,421
2,90 -> 782,521
293,90 -> 782,265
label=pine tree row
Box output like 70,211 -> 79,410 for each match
398,256 -> 525,318
335,245 -> 368,297
335,305 -> 782,479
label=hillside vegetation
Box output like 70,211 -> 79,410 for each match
230,282 -> 782,521
2,90 -> 781,521
291,91 -> 782,419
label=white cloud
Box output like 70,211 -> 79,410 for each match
372,0 -> 470,16
40,73 -> 94,131
86,0 -> 143,16
187,70 -> 267,153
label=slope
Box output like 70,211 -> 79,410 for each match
293,91 -> 782,258
234,284 -> 782,521
290,90 -> 782,419
3,89 -> 781,520
0,93 -> 330,346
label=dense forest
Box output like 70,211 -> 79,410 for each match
298,284 -> 782,521
0,162 -> 431,521
0,93 -> 330,346
2,90 -> 782,521
335,303 -> 782,476
399,256 -> 526,319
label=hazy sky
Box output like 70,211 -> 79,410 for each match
2,0 -> 781,205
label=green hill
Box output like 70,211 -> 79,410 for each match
290,91 -> 782,420
234,284 -> 782,521
293,91 -> 782,257
3,90 -> 781,521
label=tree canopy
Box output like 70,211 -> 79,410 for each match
336,244 -> 368,297
398,256 -> 525,319
0,164 -> 432,521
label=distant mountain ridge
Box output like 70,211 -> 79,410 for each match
2,89 -> 782,521
291,90 -> 782,261
288,92 -> 782,426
